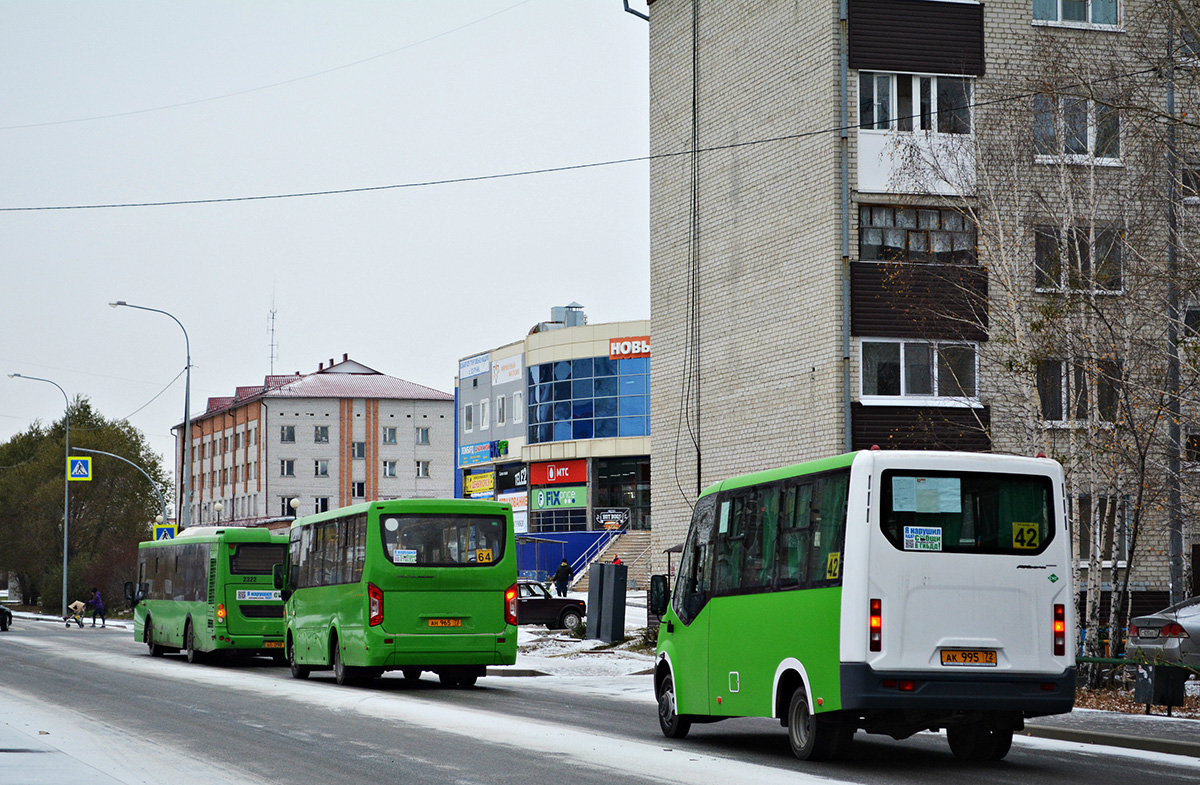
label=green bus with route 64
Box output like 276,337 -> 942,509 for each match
278,498 -> 518,687
649,450 -> 1074,762
131,526 -> 288,662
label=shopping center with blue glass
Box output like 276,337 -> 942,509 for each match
454,305 -> 650,550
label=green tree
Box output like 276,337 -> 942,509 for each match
0,398 -> 169,612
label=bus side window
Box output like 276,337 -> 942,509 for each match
779,483 -> 814,588
749,485 -> 778,591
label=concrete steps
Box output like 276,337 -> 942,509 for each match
573,530 -> 652,592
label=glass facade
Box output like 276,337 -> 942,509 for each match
526,357 -> 650,444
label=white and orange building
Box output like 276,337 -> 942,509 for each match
174,355 -> 454,528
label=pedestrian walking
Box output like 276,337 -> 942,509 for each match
86,587 -> 106,628
612,556 -> 623,566
552,559 -> 574,598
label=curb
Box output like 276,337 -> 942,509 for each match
1023,724 -> 1200,759
486,668 -> 550,677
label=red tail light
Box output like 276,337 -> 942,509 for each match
869,598 -> 882,652
368,582 -> 384,627
1128,623 -> 1139,637
504,583 -> 518,626
1053,604 -> 1066,656
1161,622 -> 1190,638
216,603 -> 227,624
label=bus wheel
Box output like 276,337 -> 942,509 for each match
333,644 -> 361,686
145,618 -> 163,657
657,674 -> 691,739
288,638 -> 310,680
458,673 -> 478,688
402,668 -> 422,684
787,688 -> 849,761
184,621 -> 205,664
947,723 -> 1013,761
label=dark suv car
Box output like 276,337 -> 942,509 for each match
517,579 -> 585,629
1,604 -> 12,632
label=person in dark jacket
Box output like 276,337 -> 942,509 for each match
86,588 -> 106,628
552,560 -> 574,597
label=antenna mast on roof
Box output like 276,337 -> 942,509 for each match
267,292 -> 279,376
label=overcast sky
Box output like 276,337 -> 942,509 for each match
0,1 -> 651,479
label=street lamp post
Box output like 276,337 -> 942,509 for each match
8,373 -> 71,617
72,447 -> 168,526
109,301 -> 192,530
214,501 -> 223,523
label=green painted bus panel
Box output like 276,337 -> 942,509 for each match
702,452 -> 858,498
659,608 -> 709,715
706,587 -> 843,717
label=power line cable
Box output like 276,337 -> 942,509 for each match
0,0 -> 534,132
0,65 -> 1160,213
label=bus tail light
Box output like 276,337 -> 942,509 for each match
1053,604 -> 1066,656
504,584 -> 518,626
216,603 -> 227,624
368,583 -> 384,627
869,599 -> 882,652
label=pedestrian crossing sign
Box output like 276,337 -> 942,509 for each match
68,457 -> 92,481
154,525 -> 177,541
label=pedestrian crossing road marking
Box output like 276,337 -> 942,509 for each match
68,457 -> 92,481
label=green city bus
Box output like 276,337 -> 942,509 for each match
280,498 -> 518,687
132,526 -> 288,662
650,450 -> 1074,762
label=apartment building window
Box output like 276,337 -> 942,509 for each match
280,459 -> 295,477
415,426 -> 430,445
1038,358 -> 1121,422
314,426 -> 329,444
496,395 -> 507,426
352,481 -> 366,498
1033,0 -> 1118,27
1034,226 -> 1123,292
861,340 -> 978,401
416,460 -> 431,478
1033,94 -> 1120,163
281,425 -> 295,443
859,205 -> 976,264
315,497 -> 330,514
280,497 -> 293,516
352,442 -> 366,459
382,426 -> 397,445
1183,165 -> 1200,202
513,391 -> 523,424
463,403 -> 474,432
314,460 -> 329,478
234,432 -> 242,450
221,468 -> 227,487
1073,495 -> 1129,563
1186,433 -> 1200,463
859,72 -> 972,135
480,399 -> 490,430
382,460 -> 397,478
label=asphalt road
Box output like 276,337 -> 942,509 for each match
3,620 -> 1198,785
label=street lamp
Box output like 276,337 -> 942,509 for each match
109,300 -> 192,530
214,501 -> 223,523
290,498 -> 300,517
8,372 -> 71,617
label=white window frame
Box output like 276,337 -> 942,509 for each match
314,459 -> 329,478
1033,225 -> 1124,294
479,399 -> 490,431
859,72 -> 974,137
280,425 -> 295,443
382,426 -> 397,445
352,481 -> 366,498
1032,0 -> 1121,30
382,460 -> 397,478
314,426 -> 329,444
513,391 -> 524,424
496,395 -> 507,426
315,497 -> 330,514
1033,94 -> 1121,166
352,441 -> 366,459
463,403 -> 473,433
1037,357 -> 1121,425
416,460 -> 431,479
280,459 -> 295,477
415,426 -> 431,445
859,339 -> 981,407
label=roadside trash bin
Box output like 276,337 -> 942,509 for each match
1132,664 -> 1187,715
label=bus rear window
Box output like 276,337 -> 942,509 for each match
229,544 -> 286,575
880,470 -> 1054,555
381,515 -> 506,567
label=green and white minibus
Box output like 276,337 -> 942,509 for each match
132,526 -> 288,662
281,498 -> 518,687
649,450 -> 1074,762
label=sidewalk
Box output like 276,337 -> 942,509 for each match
1025,708 -> 1200,758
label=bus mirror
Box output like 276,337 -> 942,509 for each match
123,581 -> 135,602
649,574 -> 670,617
272,564 -> 284,590
280,588 -> 293,602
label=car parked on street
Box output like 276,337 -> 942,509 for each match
516,578 -> 585,629
1,604 -> 12,632
1127,596 -> 1200,667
